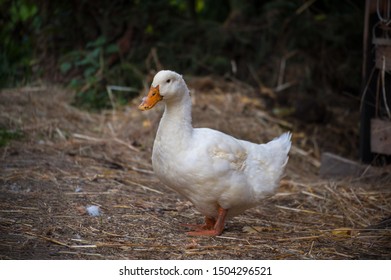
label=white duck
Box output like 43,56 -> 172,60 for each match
139,70 -> 291,236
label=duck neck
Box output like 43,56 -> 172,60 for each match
158,94 -> 193,141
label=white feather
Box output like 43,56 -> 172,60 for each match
149,70 -> 291,219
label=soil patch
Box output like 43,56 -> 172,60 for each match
0,81 -> 390,259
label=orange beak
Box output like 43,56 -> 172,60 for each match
138,85 -> 163,111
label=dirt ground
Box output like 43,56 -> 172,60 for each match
0,78 -> 390,259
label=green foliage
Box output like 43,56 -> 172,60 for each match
59,36 -> 121,110
2,0 -> 364,109
0,0 -> 40,88
0,128 -> 23,147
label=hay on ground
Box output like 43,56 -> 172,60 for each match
0,81 -> 390,260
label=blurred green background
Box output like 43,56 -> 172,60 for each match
1,0 -> 363,110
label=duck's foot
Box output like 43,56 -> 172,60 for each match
187,229 -> 223,236
186,207 -> 227,237
181,217 -> 216,231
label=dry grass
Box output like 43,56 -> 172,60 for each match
0,79 -> 390,260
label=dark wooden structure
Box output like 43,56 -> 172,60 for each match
361,0 -> 391,164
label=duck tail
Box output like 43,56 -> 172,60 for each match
270,132 -> 291,170
276,132 -> 291,155
244,132 -> 292,201
266,132 -> 292,180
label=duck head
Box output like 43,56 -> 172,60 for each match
138,70 -> 189,111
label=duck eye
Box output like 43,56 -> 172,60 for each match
166,79 -> 171,83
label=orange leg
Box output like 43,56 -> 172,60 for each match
187,206 -> 228,236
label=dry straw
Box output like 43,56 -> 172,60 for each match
0,81 -> 390,259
